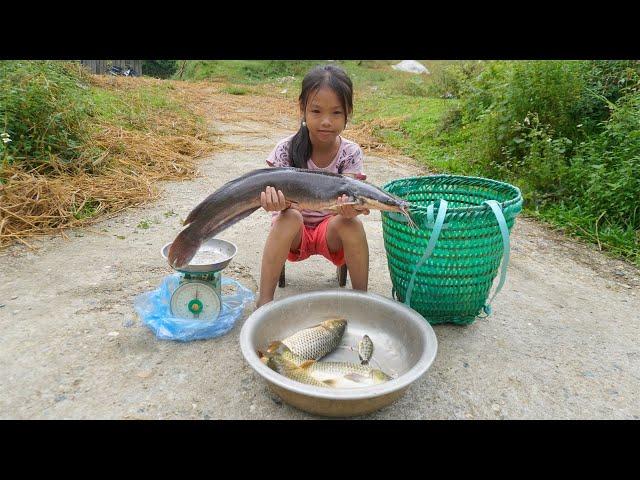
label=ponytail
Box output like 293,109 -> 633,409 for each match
289,120 -> 312,169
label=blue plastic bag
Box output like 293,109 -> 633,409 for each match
134,273 -> 255,342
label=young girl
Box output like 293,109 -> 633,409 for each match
255,64 -> 370,308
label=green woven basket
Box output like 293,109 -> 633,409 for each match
381,175 -> 523,325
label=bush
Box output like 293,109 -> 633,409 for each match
0,61 -> 95,171
436,104 -> 463,134
459,61 -> 511,123
428,61 -> 484,99
565,90 -> 640,229
434,60 -> 640,262
392,77 -> 428,97
142,60 -> 178,79
568,60 -> 640,134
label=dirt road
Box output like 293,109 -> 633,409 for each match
1,98 -> 639,419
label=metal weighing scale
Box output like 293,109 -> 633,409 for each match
161,238 -> 238,321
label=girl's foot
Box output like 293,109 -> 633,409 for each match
256,296 -> 273,309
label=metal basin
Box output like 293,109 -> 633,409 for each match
240,289 -> 438,417
161,238 -> 237,273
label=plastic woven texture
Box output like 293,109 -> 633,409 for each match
381,175 -> 522,325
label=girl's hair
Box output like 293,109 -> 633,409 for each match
289,64 -> 354,169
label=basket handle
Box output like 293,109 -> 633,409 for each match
404,199 -> 448,308
480,200 -> 511,316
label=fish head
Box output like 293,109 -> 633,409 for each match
321,318 -> 347,337
264,340 -> 292,358
347,179 -> 418,228
265,354 -> 288,374
351,181 -> 411,213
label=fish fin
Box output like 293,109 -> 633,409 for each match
167,226 -> 201,269
343,373 -> 369,383
267,341 -> 284,353
299,360 -> 316,369
326,200 -> 360,211
320,318 -> 346,331
205,206 -> 261,239
323,379 -> 338,387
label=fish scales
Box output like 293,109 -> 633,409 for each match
266,355 -> 330,388
358,334 -> 374,365
281,319 -> 346,360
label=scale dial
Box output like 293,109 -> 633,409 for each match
170,280 -> 221,321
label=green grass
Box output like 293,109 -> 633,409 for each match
179,60 -> 462,98
221,85 -> 250,95
180,60 -> 321,84
533,205 -> 640,265
72,199 -> 100,220
352,93 -> 480,175
88,82 -> 194,131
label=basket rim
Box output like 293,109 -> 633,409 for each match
383,174 -> 523,215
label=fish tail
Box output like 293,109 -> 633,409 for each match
265,341 -> 283,355
167,226 -> 201,269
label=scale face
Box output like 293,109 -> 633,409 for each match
162,238 -> 237,322
170,279 -> 221,321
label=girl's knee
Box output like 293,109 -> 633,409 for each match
337,216 -> 364,232
273,209 -> 303,231
334,217 -> 366,242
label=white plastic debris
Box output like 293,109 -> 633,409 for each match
391,60 -> 430,74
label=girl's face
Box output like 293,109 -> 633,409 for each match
302,87 -> 349,148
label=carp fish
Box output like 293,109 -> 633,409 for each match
260,341 -> 392,389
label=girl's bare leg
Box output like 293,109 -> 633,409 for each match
326,216 -> 369,291
256,209 -> 303,308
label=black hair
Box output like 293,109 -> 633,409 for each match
289,64 -> 354,169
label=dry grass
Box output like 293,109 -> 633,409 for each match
344,117 -> 405,156
0,76 -> 218,249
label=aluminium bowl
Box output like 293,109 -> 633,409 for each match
240,289 -> 438,417
161,238 -> 237,273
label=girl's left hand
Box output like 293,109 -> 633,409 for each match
336,195 -> 370,218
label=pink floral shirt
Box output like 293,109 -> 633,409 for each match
266,134 -> 366,226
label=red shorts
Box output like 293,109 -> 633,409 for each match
287,216 -> 345,266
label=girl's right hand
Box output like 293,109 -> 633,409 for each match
260,186 -> 288,212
